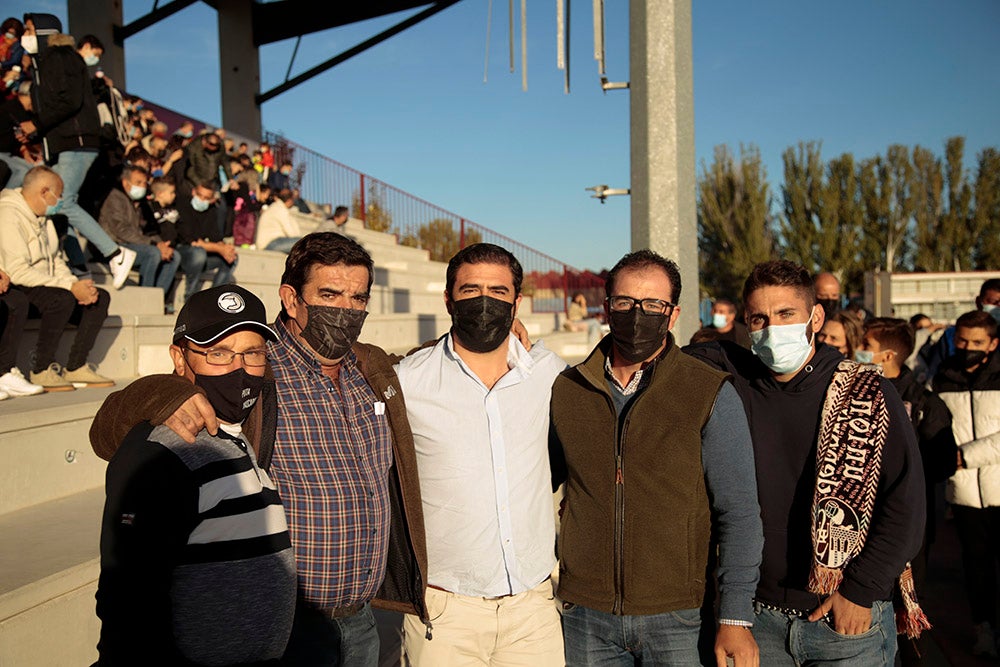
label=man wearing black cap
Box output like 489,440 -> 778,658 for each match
94,285 -> 297,664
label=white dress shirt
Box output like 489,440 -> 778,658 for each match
395,333 -> 567,597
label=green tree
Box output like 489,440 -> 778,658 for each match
820,153 -> 865,283
942,137 -> 974,270
859,146 -> 913,273
973,147 -> 1000,269
351,182 -> 393,233
777,141 -> 827,273
911,146 -> 945,271
696,144 -> 775,300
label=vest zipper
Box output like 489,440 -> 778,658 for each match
613,413 -> 630,615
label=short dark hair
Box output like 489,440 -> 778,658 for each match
122,164 -> 148,180
956,309 -> 998,339
864,317 -> 915,360
1,18 -> 24,38
445,243 -> 523,296
281,232 -> 374,297
277,188 -> 294,202
980,279 -> 1000,299
79,34 -> 104,51
334,205 -> 349,219
743,260 -> 815,308
714,297 -> 736,312
149,177 -> 175,195
909,313 -> 930,327
605,249 -> 681,304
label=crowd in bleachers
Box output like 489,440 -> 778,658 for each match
0,10 -> 334,399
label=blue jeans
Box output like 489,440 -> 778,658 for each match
175,244 -> 237,302
752,600 -> 896,666
281,601 -> 380,666
265,236 -> 301,254
0,152 -> 31,188
123,243 -> 180,300
562,603 -> 706,666
51,151 -> 119,258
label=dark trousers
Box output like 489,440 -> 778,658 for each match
953,504 -> 1000,627
0,288 -> 30,375
19,285 -> 110,372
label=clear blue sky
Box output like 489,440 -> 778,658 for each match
8,0 -> 1000,271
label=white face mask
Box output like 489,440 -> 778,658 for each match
21,34 -> 38,54
711,313 -> 729,329
749,308 -> 816,375
983,303 -> 1000,324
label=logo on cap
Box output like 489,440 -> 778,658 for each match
217,292 -> 246,313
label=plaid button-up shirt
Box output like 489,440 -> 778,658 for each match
267,318 -> 394,609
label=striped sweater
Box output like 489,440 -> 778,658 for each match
96,422 -> 296,665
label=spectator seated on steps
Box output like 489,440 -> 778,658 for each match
174,181 -> 237,303
0,264 -> 44,400
255,188 -> 301,254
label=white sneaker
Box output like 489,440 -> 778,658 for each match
973,621 -> 997,657
109,246 -> 137,290
0,387 -> 9,400
0,368 -> 44,396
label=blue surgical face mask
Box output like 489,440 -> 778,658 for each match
983,304 -> 1000,324
749,308 -> 817,375
128,185 -> 147,201
4,32 -> 15,41
191,195 -> 211,212
854,349 -> 875,364
711,313 -> 729,329
43,190 -> 63,217
83,54 -> 100,66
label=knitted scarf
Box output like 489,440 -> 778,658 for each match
809,360 -> 931,639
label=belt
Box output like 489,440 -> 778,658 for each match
754,599 -> 824,619
427,584 -> 514,601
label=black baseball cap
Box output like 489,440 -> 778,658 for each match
173,285 -> 277,345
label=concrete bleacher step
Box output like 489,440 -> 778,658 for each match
0,384 -> 122,516
0,487 -> 103,665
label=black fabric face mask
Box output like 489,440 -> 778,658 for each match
192,367 -> 265,424
956,349 -> 989,370
298,302 -> 368,361
450,295 -> 515,353
818,298 -> 840,320
608,308 -> 671,364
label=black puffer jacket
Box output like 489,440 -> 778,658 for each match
31,43 -> 100,159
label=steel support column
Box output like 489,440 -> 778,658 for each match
217,0 -> 262,139
629,0 -> 696,342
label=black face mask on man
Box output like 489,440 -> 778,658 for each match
450,295 -> 515,353
297,301 -> 369,361
608,308 -> 671,364
191,367 -> 266,424
955,348 -> 989,370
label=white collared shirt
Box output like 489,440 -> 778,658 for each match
395,333 -> 567,597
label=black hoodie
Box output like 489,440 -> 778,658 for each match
685,340 -> 924,611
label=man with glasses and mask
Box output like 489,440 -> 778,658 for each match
549,249 -> 763,666
90,233 -> 429,665
94,284 -> 297,663
686,259 -> 926,666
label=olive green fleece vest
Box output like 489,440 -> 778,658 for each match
551,338 -> 727,615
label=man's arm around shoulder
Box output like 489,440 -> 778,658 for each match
90,374 -> 214,460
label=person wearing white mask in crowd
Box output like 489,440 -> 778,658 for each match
686,259 -> 927,666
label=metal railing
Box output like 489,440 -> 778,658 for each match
266,131 -> 604,313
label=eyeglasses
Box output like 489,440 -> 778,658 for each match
606,296 -> 676,316
185,347 -> 268,366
